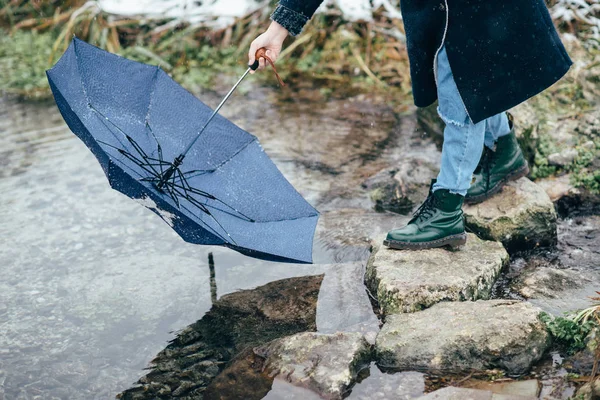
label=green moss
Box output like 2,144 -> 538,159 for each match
540,312 -> 594,354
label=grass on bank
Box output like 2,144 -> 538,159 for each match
0,0 -> 413,98
0,0 -> 598,193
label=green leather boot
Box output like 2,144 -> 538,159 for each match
465,119 -> 529,204
384,181 -> 467,250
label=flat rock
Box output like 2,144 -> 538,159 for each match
416,387 -> 537,400
255,332 -> 371,400
376,300 -> 550,375
366,233 -> 508,314
548,148 -> 579,167
506,215 -> 600,315
536,174 -> 577,203
463,177 -> 557,252
511,266 -> 589,299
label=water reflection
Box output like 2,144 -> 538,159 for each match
119,272 -> 324,399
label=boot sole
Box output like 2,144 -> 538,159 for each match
383,232 -> 467,251
464,163 -> 530,205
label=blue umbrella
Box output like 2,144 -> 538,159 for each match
46,38 -> 318,263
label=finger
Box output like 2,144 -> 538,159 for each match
259,57 -> 265,70
248,41 -> 259,73
248,41 -> 258,65
265,49 -> 275,63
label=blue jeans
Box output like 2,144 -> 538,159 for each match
431,46 -> 511,196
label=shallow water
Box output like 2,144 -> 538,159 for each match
0,84 -> 417,399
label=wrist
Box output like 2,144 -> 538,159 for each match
267,21 -> 289,40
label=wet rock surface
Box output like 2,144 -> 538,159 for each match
416,386 -> 537,400
118,275 -> 323,399
536,174 -> 576,203
363,155 -> 439,214
376,300 -> 550,375
511,266 -> 590,300
576,378 -> 600,400
255,332 -> 372,400
317,208 -> 409,263
463,178 -> 558,252
501,214 -> 600,315
366,233 -> 508,314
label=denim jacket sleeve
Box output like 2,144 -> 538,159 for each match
270,0 -> 324,36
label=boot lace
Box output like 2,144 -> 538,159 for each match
410,193 -> 439,223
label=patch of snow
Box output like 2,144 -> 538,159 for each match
95,0 -> 402,27
97,0 -> 267,27
551,0 -> 600,44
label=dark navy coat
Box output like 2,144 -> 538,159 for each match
271,0 -> 572,124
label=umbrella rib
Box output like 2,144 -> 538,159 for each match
180,137 -> 257,177
96,145 -> 151,182
178,201 -> 235,246
101,141 -> 319,223
170,184 -> 251,221
164,181 -> 181,208
128,139 -> 166,178
181,170 -> 209,179
180,185 -> 255,223
170,170 -> 254,222
172,168 -> 237,245
88,105 -> 130,151
97,139 -> 159,178
97,140 -> 168,187
199,137 -> 257,173
145,122 -> 164,174
89,103 -> 158,173
89,105 -> 166,178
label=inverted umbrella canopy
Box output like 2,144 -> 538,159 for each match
46,38 -> 319,263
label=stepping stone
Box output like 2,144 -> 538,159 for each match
366,233 -> 508,314
375,300 -> 549,375
255,332 -> 371,400
463,177 -> 557,252
416,387 -> 537,400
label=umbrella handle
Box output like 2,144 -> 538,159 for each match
248,48 -> 285,87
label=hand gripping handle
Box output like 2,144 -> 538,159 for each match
248,48 -> 285,86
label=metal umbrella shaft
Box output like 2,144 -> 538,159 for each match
156,61 -> 259,190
